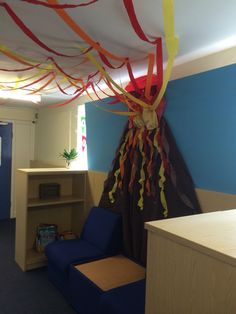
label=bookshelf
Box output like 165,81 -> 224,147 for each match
15,168 -> 86,271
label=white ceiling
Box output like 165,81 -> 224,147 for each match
1,0 -> 236,107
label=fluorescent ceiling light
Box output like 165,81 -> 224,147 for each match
0,90 -> 41,103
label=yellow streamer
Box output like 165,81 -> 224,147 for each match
137,128 -> 145,210
108,130 -> 132,203
153,131 -> 168,217
94,104 -> 137,117
0,44 -> 48,66
152,0 -> 179,110
82,49 -> 150,109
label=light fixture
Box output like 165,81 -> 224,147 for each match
0,90 -> 41,103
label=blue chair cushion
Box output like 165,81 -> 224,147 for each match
45,239 -> 104,272
98,279 -> 146,314
81,207 -> 122,254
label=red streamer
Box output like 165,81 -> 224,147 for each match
123,0 -> 160,45
47,57 -> 84,81
49,85 -> 87,108
4,71 -> 53,91
55,81 -> 77,96
22,0 -> 98,9
28,73 -> 56,94
0,3 -> 81,57
155,38 -> 163,92
98,51 -> 127,70
126,62 -> 141,94
0,63 -> 41,72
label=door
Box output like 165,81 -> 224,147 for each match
0,122 -> 12,219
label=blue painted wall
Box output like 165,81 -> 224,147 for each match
85,98 -> 127,172
86,64 -> 236,194
165,64 -> 236,194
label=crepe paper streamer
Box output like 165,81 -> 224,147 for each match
95,82 -> 117,98
88,82 -> 108,102
108,130 -> 131,203
145,53 -> 155,100
108,164 -> 122,203
47,57 -> 84,81
104,79 -> 139,112
98,51 -> 127,70
84,50 -> 151,109
0,73 -> 42,84
153,131 -> 168,217
84,88 -> 95,101
0,44 -> 59,74
55,81 -> 74,96
152,0 -> 179,110
137,128 -> 145,210
119,129 -> 133,182
152,44 -> 177,110
86,70 -> 100,83
47,0 -> 127,62
146,131 -> 154,180
87,82 -> 118,105
0,63 -> 41,72
67,77 -> 84,89
108,168 -> 119,203
0,2 -> 81,58
13,78 -> 20,92
55,75 -> 84,96
49,85 -> 87,108
126,62 -> 141,95
142,130 -> 151,195
27,73 -> 56,94
123,0 -> 161,45
128,153 -> 137,192
100,76 -> 139,112
159,162 -> 168,217
155,38 -> 163,92
22,0 -> 98,9
4,71 -> 54,92
0,45 -> 35,66
94,104 -> 137,117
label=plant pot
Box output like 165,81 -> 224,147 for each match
65,160 -> 71,169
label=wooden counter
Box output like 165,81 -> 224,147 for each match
145,209 -> 236,314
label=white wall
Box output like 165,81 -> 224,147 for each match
0,105 -> 36,122
35,97 -> 89,166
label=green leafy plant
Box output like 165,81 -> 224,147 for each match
59,148 -> 78,168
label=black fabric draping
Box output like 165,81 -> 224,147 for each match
99,117 -> 201,266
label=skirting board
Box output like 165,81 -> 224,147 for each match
195,188 -> 236,213
86,171 -> 236,214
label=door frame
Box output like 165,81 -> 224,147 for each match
0,118 -> 14,218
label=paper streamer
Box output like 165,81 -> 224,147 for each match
47,0 -> 127,62
152,0 -> 179,109
22,0 -> 98,9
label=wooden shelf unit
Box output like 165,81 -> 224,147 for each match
15,168 -> 87,271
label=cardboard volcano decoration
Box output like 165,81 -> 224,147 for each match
99,77 -> 201,266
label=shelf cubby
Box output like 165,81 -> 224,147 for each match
15,168 -> 87,271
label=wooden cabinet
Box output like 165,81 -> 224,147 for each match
15,168 -> 86,271
145,210 -> 236,314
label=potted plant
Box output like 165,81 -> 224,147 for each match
60,148 -> 78,168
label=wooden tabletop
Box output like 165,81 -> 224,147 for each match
18,168 -> 87,175
145,209 -> 236,267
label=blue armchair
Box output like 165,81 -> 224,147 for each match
45,206 -> 123,296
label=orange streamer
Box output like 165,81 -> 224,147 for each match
47,0 -> 127,62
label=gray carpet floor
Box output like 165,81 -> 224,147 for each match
0,219 -> 76,314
